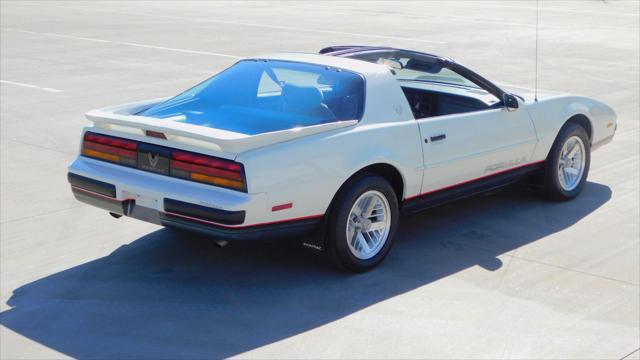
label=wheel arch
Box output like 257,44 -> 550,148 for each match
326,163 -> 406,216
543,113 -> 593,162
565,113 -> 593,143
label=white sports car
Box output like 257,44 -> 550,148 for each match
68,46 -> 616,271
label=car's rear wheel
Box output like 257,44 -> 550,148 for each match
325,174 -> 399,272
538,122 -> 591,201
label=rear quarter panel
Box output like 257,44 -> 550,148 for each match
236,121 -> 423,222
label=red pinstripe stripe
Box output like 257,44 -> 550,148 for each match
404,160 -> 545,201
75,161 -> 542,229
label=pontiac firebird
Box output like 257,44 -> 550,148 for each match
67,46 -> 616,271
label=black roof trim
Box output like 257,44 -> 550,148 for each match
319,45 -> 507,100
319,45 -> 446,61
319,45 -> 394,55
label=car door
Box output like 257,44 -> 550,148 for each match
338,48 -> 539,197
417,103 -> 538,194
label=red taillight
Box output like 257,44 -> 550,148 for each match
84,132 -> 137,150
172,151 -> 242,172
170,150 -> 245,191
82,132 -> 137,166
80,132 -> 246,192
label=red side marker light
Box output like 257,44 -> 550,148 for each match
272,203 -> 293,212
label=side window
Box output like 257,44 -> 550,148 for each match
346,51 -> 501,119
401,86 -> 498,119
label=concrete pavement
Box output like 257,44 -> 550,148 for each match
1,1 -> 638,358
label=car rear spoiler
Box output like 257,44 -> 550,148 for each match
85,98 -> 358,156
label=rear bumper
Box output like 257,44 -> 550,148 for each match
160,213 -> 323,241
68,157 -> 323,241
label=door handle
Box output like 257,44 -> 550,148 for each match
429,134 -> 446,142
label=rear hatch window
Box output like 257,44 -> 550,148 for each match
139,59 -> 365,135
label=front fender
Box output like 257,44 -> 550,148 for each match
526,95 -> 616,160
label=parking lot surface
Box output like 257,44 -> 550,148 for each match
1,1 -> 639,358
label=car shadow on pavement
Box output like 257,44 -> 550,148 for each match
0,182 -> 611,359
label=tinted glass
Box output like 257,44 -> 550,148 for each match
140,60 -> 365,135
346,50 -> 480,89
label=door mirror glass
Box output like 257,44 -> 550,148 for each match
503,93 -> 519,111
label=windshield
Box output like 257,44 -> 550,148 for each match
139,60 -> 365,135
345,50 -> 480,89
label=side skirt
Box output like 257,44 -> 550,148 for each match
402,161 -> 544,214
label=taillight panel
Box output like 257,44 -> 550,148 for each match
169,150 -> 246,191
172,150 -> 242,172
84,132 -> 137,150
82,132 -> 137,167
81,131 -> 246,192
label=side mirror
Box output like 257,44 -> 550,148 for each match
503,93 -> 519,111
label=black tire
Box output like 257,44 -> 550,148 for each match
538,122 -> 591,201
324,174 -> 399,272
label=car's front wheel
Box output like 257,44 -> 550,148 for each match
325,174 -> 399,272
538,122 -> 591,201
